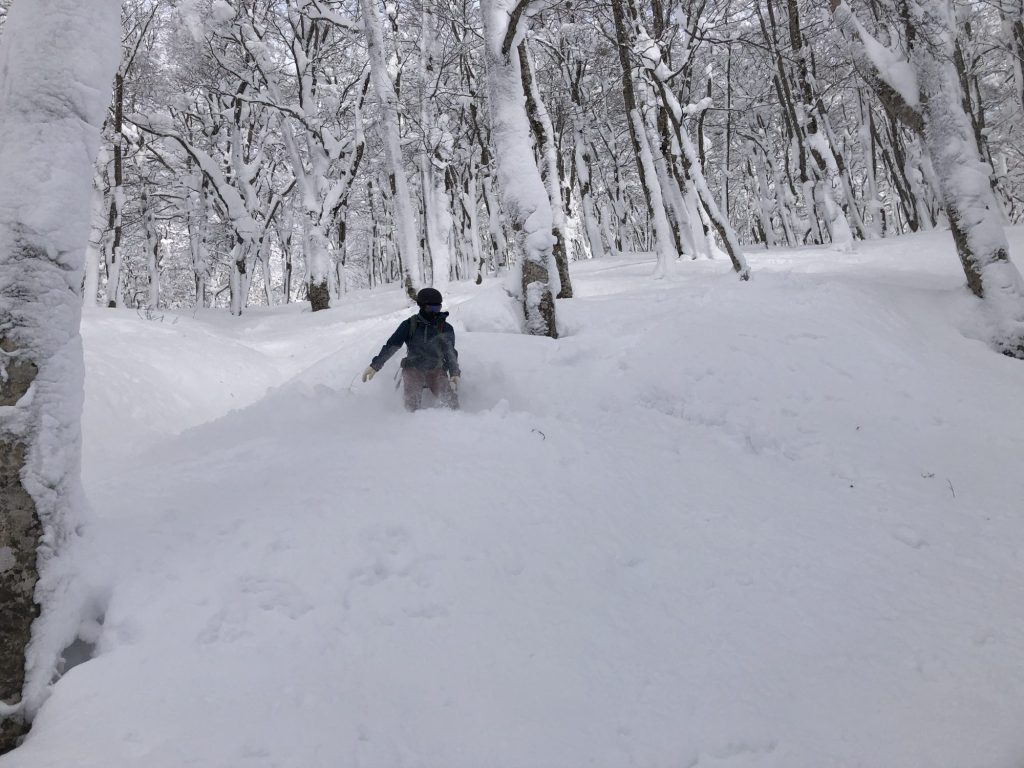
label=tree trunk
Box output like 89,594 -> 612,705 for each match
610,0 -> 676,273
141,187 -> 160,311
519,39 -> 572,298
480,0 -> 557,337
832,0 -> 1024,354
302,219 -> 332,312
573,125 -> 605,260
786,0 -> 855,249
82,163 -> 107,309
857,92 -> 884,237
360,0 -> 420,300
0,0 -> 121,751
280,207 -> 294,304
187,170 -> 210,309
641,63 -> 750,278
104,72 -> 125,308
920,53 -> 1024,352
1010,0 -> 1024,112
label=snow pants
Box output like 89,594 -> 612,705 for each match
403,367 -> 458,411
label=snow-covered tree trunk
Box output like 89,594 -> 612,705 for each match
262,235 -> 276,307
952,28 -> 1010,223
876,115 -> 937,232
643,101 -> 688,264
420,149 -> 453,290
0,0 -> 120,751
480,160 -> 508,273
238,3 -> 367,313
419,0 -> 454,291
82,162 -> 108,309
919,47 -> 1024,351
519,39 -> 571,298
136,104 -> 270,316
599,125 -> 632,255
676,121 -> 750,278
1008,0 -> 1024,112
141,186 -> 161,311
461,171 -> 485,283
786,0 -> 855,250
834,0 -> 1024,355
748,142 -> 779,247
856,94 -> 885,238
653,103 -> 694,260
228,243 -> 245,316
573,125 -> 605,261
104,72 -> 126,308
186,169 -> 210,309
611,0 -> 676,273
279,207 -> 295,303
561,40 -> 604,261
360,0 -> 421,300
303,225 -> 332,312
634,33 -> 750,278
467,99 -> 507,275
480,0 -> 558,337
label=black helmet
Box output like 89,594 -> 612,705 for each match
416,287 -> 443,306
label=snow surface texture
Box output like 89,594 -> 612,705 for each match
5,230 -> 1024,767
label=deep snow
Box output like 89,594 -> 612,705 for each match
4,229 -> 1024,768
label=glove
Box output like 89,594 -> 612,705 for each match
362,366 -> 376,382
449,375 -> 460,393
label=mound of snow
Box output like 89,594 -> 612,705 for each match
5,229 -> 1024,768
447,285 -> 524,334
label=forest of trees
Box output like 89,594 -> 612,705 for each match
2,0 -> 1024,752
1,0 -> 1021,343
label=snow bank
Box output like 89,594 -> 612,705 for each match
5,229 -> 1024,768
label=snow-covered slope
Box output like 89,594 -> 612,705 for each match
5,230 -> 1024,768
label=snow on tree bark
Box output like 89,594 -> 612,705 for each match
519,39 -> 571,298
573,128 -> 606,261
481,0 -> 558,337
1009,1 -> 1024,113
360,0 -> 422,301
82,164 -> 107,309
141,186 -> 161,311
632,28 -> 750,279
0,0 -> 121,751
104,72 -> 126,309
419,0 -> 455,291
786,0 -> 856,250
833,0 -> 1024,356
610,0 -> 677,274
235,2 -> 367,313
186,168 -> 211,309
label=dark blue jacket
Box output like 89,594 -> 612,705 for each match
370,311 -> 460,375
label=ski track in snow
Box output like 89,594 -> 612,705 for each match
5,229 -> 1024,768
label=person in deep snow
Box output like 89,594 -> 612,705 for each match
362,287 -> 460,411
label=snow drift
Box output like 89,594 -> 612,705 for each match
3,229 -> 1024,768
